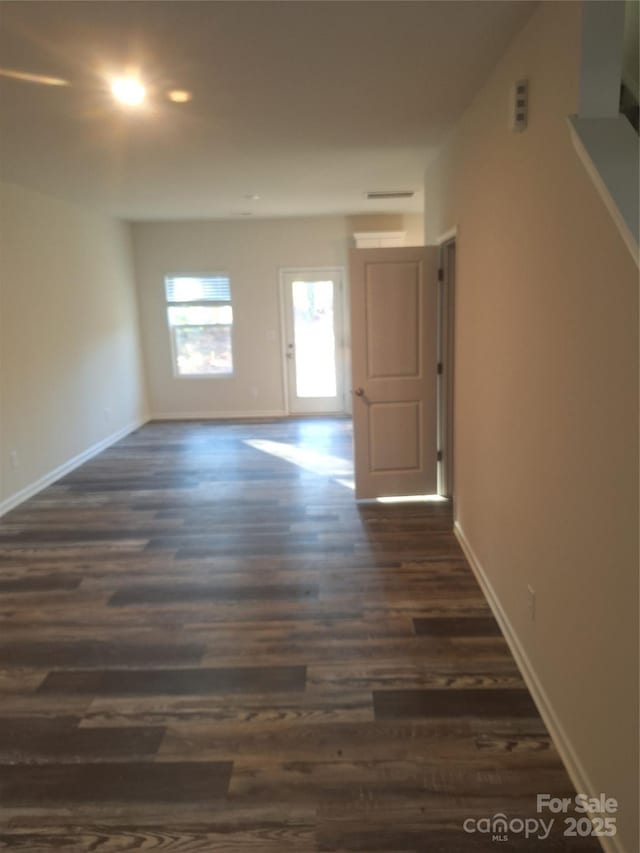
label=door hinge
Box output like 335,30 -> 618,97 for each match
437,450 -> 443,462
437,361 -> 443,375
437,267 -> 444,282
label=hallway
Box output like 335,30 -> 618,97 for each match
0,419 -> 597,851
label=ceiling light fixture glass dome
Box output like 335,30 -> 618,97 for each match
111,77 -> 146,106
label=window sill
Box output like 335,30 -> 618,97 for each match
173,373 -> 234,380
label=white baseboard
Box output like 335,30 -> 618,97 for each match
454,521 -> 622,853
0,417 -> 148,518
150,409 -> 287,421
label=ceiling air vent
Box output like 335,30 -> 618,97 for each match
366,190 -> 415,200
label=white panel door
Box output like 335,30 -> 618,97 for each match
281,269 -> 345,414
349,246 -> 438,499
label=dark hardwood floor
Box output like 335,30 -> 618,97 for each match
0,419 -> 598,851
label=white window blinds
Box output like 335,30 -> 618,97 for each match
165,275 -> 231,304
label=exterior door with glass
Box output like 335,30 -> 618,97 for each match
281,269 -> 345,414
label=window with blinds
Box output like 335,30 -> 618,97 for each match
164,275 -> 233,376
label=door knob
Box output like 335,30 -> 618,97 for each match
353,387 -> 365,397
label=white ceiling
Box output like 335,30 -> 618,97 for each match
0,1 -> 535,220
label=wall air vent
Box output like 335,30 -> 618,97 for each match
510,79 -> 529,132
366,190 -> 415,200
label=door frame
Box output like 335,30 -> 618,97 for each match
278,266 -> 349,416
436,230 -> 457,499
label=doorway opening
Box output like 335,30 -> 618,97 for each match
437,237 -> 456,499
280,268 -> 347,415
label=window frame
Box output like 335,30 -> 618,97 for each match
164,272 -> 235,379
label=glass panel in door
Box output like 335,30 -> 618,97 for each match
282,270 -> 344,415
291,279 -> 337,398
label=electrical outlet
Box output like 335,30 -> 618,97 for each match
250,386 -> 259,399
9,450 -> 19,469
527,585 -> 536,622
103,407 -> 112,423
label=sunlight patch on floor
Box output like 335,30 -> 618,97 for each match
244,440 -> 445,501
244,439 -> 353,489
334,478 -> 355,490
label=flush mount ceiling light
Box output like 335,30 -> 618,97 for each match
0,67 -> 69,86
243,194 -> 260,201
111,77 -> 146,106
167,89 -> 192,103
366,190 -> 415,200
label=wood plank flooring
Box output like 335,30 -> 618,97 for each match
0,419 -> 598,851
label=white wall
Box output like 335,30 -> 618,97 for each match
623,0 -> 639,99
424,3 -> 638,850
0,182 -> 148,511
348,213 -> 425,246
132,213 -> 423,419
